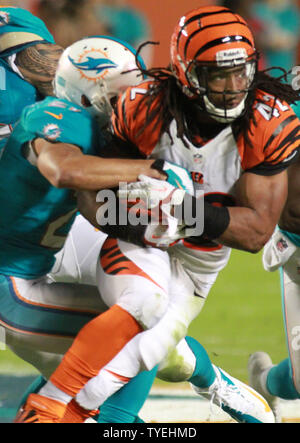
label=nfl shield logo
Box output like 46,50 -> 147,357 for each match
276,238 -> 288,253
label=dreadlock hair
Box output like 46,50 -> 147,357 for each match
134,43 -> 300,148
133,45 -> 192,147
234,66 -> 300,145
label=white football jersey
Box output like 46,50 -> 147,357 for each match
112,81 -> 300,280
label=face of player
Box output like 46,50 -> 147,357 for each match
205,65 -> 249,110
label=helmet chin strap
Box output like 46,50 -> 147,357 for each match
203,94 -> 248,124
88,81 -> 114,126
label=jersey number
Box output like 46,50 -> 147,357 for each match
0,67 -> 11,143
256,96 -> 289,121
41,209 -> 77,250
0,66 -> 6,91
130,87 -> 147,101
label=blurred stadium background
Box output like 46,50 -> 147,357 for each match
1,0 -> 300,422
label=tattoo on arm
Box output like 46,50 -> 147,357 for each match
15,43 -> 64,96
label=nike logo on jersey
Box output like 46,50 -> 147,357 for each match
152,186 -> 169,193
44,111 -> 63,120
175,179 -> 184,189
151,234 -> 165,239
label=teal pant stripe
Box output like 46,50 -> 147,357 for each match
0,275 -> 96,337
266,267 -> 300,398
279,266 -> 293,376
279,267 -> 290,356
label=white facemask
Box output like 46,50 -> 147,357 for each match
203,94 -> 248,123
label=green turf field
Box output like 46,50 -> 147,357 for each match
0,249 -> 287,384
188,249 -> 286,383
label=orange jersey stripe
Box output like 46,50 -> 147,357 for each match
113,84 -> 300,173
182,239 -> 223,252
236,90 -> 300,171
105,369 -> 131,383
100,237 -> 163,290
112,81 -> 163,157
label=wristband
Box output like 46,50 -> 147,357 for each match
202,200 -> 230,239
96,195 -> 147,247
181,194 -> 230,240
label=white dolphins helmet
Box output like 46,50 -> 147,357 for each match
54,35 -> 146,124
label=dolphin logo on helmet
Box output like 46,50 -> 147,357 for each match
68,56 -> 118,75
54,36 -> 146,125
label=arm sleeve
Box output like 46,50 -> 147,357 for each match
240,95 -> 300,175
22,99 -> 97,154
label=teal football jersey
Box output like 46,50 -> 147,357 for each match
0,6 -> 55,151
0,58 -> 38,152
0,97 -> 104,278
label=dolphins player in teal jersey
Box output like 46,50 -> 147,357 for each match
0,6 -> 63,152
1,34 -> 187,424
0,6 -> 164,424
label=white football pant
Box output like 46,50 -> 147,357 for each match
263,228 -> 300,394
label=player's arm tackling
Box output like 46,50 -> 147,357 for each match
33,138 -> 166,191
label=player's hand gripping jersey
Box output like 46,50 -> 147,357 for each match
0,6 -> 55,152
112,81 -> 300,277
0,97 -> 104,278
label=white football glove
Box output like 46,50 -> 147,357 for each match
116,162 -> 196,248
262,229 -> 297,272
118,159 -> 194,210
121,174 -> 186,206
143,217 -> 188,248
118,175 -> 189,248
160,160 -> 194,195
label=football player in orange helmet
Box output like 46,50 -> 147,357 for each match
18,6 -> 300,424
170,6 -> 257,123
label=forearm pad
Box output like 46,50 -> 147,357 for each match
96,197 -> 147,247
202,200 -> 230,239
182,194 -> 230,240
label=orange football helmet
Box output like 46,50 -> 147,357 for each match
170,6 -> 258,122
